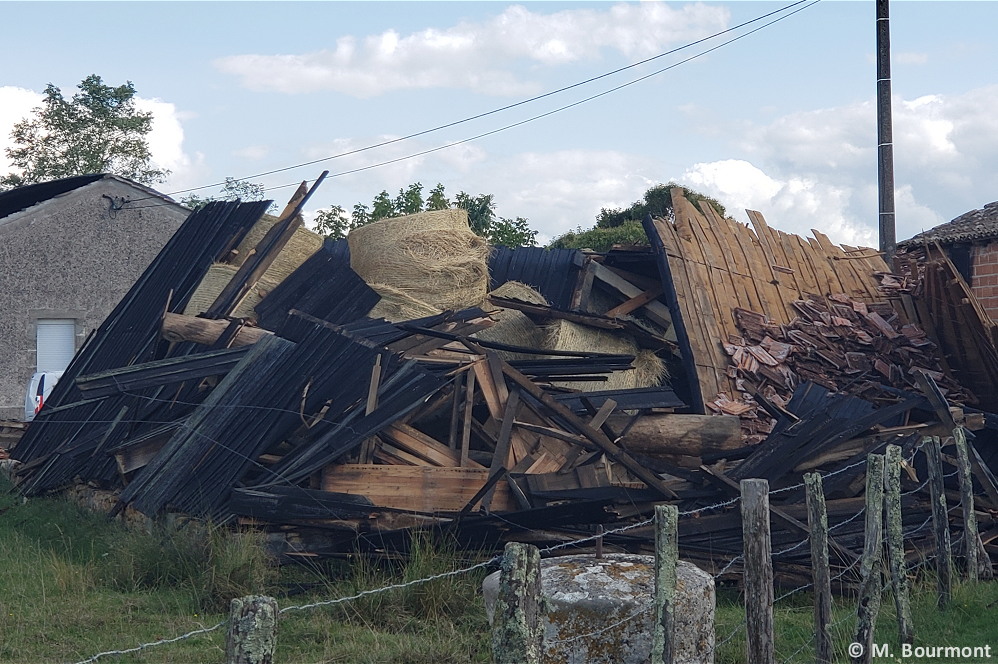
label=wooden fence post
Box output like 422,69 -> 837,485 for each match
853,453 -> 884,664
226,595 -> 278,664
492,542 -> 543,664
925,435 -> 952,607
953,427 -> 980,582
884,444 -> 913,644
804,472 -> 832,664
740,479 -> 774,664
653,504 -> 678,664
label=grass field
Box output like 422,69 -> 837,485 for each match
1,480 -> 996,663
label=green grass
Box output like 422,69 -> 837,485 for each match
0,480 -> 996,663
0,481 -> 491,663
714,572 -> 998,663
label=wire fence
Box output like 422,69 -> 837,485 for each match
65,444 -> 983,664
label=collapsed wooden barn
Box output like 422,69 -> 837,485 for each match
9,180 -> 997,583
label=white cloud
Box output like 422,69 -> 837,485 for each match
896,52 -> 928,65
215,2 -> 729,97
481,149 -> 659,239
134,97 -> 207,193
707,84 -> 998,244
678,159 -> 875,246
0,86 -> 43,175
233,145 -> 269,161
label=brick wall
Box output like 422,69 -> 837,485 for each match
971,240 -> 998,323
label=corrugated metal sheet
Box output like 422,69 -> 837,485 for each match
14,201 -> 271,493
488,246 -> 583,309
256,239 -> 379,332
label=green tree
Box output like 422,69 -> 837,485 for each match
1,74 -> 168,190
394,182 -> 424,215
454,191 -> 496,236
352,203 -> 371,227
312,205 -> 352,239
595,182 -> 725,228
371,190 -> 394,221
425,183 -> 449,211
488,216 -> 538,248
348,182 -> 537,245
180,177 -> 274,212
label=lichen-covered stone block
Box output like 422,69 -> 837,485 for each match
484,554 -> 715,664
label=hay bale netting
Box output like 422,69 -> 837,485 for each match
231,214 -> 325,284
545,320 -> 666,392
473,282 -> 549,361
366,283 -> 442,323
183,263 -> 280,320
348,209 -> 490,311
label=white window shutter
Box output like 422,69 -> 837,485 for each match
36,320 -> 76,373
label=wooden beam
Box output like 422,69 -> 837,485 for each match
500,361 -> 679,500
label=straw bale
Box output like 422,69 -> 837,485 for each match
473,282 -> 548,360
366,283 -> 442,323
348,209 -> 489,312
634,348 -> 668,387
183,263 -> 279,320
545,320 -> 663,392
231,214 -> 324,284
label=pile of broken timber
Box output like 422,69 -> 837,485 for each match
882,242 -> 998,414
11,185 -> 998,581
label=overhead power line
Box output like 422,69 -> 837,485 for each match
149,0 -> 816,200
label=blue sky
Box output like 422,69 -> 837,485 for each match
2,1 -> 998,246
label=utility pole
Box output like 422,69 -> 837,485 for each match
877,0 -> 896,264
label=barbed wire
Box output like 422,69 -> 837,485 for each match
70,620 -> 227,664
278,555 -> 502,614
60,403 -> 985,664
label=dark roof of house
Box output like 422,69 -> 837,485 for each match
899,200 -> 998,247
0,174 -> 105,221
0,174 -> 183,223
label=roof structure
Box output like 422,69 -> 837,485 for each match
899,200 -> 998,247
0,174 -> 182,224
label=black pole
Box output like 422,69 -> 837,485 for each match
877,0 -> 896,263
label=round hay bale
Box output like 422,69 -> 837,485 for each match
348,209 -> 489,312
473,282 -> 548,360
545,320 -> 654,392
366,283 -> 442,323
232,214 -> 324,284
183,263 -> 279,320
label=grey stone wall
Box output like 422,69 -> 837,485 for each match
0,177 -> 187,419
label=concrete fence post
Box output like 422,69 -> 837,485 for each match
804,472 -> 832,664
226,595 -> 278,664
884,444 -> 914,644
925,435 -> 953,607
653,504 -> 679,664
853,453 -> 885,664
492,541 -> 543,664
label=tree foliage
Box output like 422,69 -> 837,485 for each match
180,177 -> 275,212
1,75 -> 168,190
314,182 -> 538,247
550,183 -> 727,251
595,182 -> 725,228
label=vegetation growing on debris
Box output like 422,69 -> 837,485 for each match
550,182 -> 726,251
314,182 -> 538,248
0,75 -> 168,190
